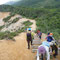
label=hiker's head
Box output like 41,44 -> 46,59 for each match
27,28 -> 31,32
28,28 -> 31,31
50,33 -> 53,36
37,30 -> 40,33
48,33 -> 50,35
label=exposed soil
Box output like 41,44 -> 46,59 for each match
0,12 -> 10,26
0,33 -> 36,60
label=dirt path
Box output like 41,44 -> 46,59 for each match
0,33 -> 36,60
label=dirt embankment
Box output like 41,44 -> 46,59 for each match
0,12 -> 10,19
0,12 -> 36,32
0,12 -> 10,26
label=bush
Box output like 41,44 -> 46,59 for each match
12,18 -> 19,23
3,13 -> 15,22
0,26 -> 4,30
23,21 -> 33,26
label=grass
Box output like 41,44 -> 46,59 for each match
3,15 -> 12,22
0,26 -> 31,40
23,21 -> 33,26
0,20 -> 33,40
0,26 -> 4,30
0,30 -> 20,40
3,13 -> 15,22
12,18 -> 19,23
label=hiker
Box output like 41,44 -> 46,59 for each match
51,41 -> 58,58
37,30 -> 42,39
46,33 -> 54,42
37,41 -> 50,60
26,28 -> 34,49
46,33 -> 58,58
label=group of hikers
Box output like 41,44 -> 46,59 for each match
38,33 -> 58,60
26,28 -> 58,60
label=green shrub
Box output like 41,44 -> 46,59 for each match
23,21 -> 33,26
0,26 -> 4,30
3,13 -> 15,22
12,18 -> 19,23
3,16 -> 11,22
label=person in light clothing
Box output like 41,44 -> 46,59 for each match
37,41 -> 50,60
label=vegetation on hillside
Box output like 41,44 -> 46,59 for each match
0,20 -> 33,40
0,26 -> 4,30
12,18 -> 19,23
23,21 -> 33,26
11,7 -> 60,40
11,0 -> 60,8
3,13 -> 15,22
0,0 -> 60,40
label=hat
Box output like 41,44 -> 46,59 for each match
50,33 -> 53,35
28,28 -> 31,31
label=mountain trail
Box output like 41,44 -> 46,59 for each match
0,12 -> 60,60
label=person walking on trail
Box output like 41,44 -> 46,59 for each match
26,28 -> 34,49
37,41 -> 50,60
46,33 -> 58,58
46,33 -> 54,42
37,30 -> 42,39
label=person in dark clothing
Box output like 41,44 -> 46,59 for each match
46,33 -> 58,58
47,36 -> 53,42
51,44 -> 58,58
46,33 -> 54,42
27,28 -> 32,49
39,32 -> 42,39
37,30 -> 42,39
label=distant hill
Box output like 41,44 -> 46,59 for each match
0,5 -> 15,12
6,0 -> 60,8
5,1 -> 16,5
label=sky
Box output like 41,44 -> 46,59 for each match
0,0 -> 20,5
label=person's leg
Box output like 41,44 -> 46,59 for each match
53,45 -> 58,58
38,45 -> 50,60
39,35 -> 41,39
28,40 -> 30,49
31,40 -> 32,45
45,46 -> 50,60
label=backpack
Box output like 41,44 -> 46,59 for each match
38,32 -> 42,36
27,33 -> 32,41
47,36 -> 53,42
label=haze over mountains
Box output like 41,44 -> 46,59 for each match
5,0 -> 60,8
5,1 -> 16,5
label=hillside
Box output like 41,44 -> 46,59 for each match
0,12 -> 36,40
0,5 -> 60,40
9,0 -> 60,8
0,12 -> 36,60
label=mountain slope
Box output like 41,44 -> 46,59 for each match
12,0 -> 60,8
